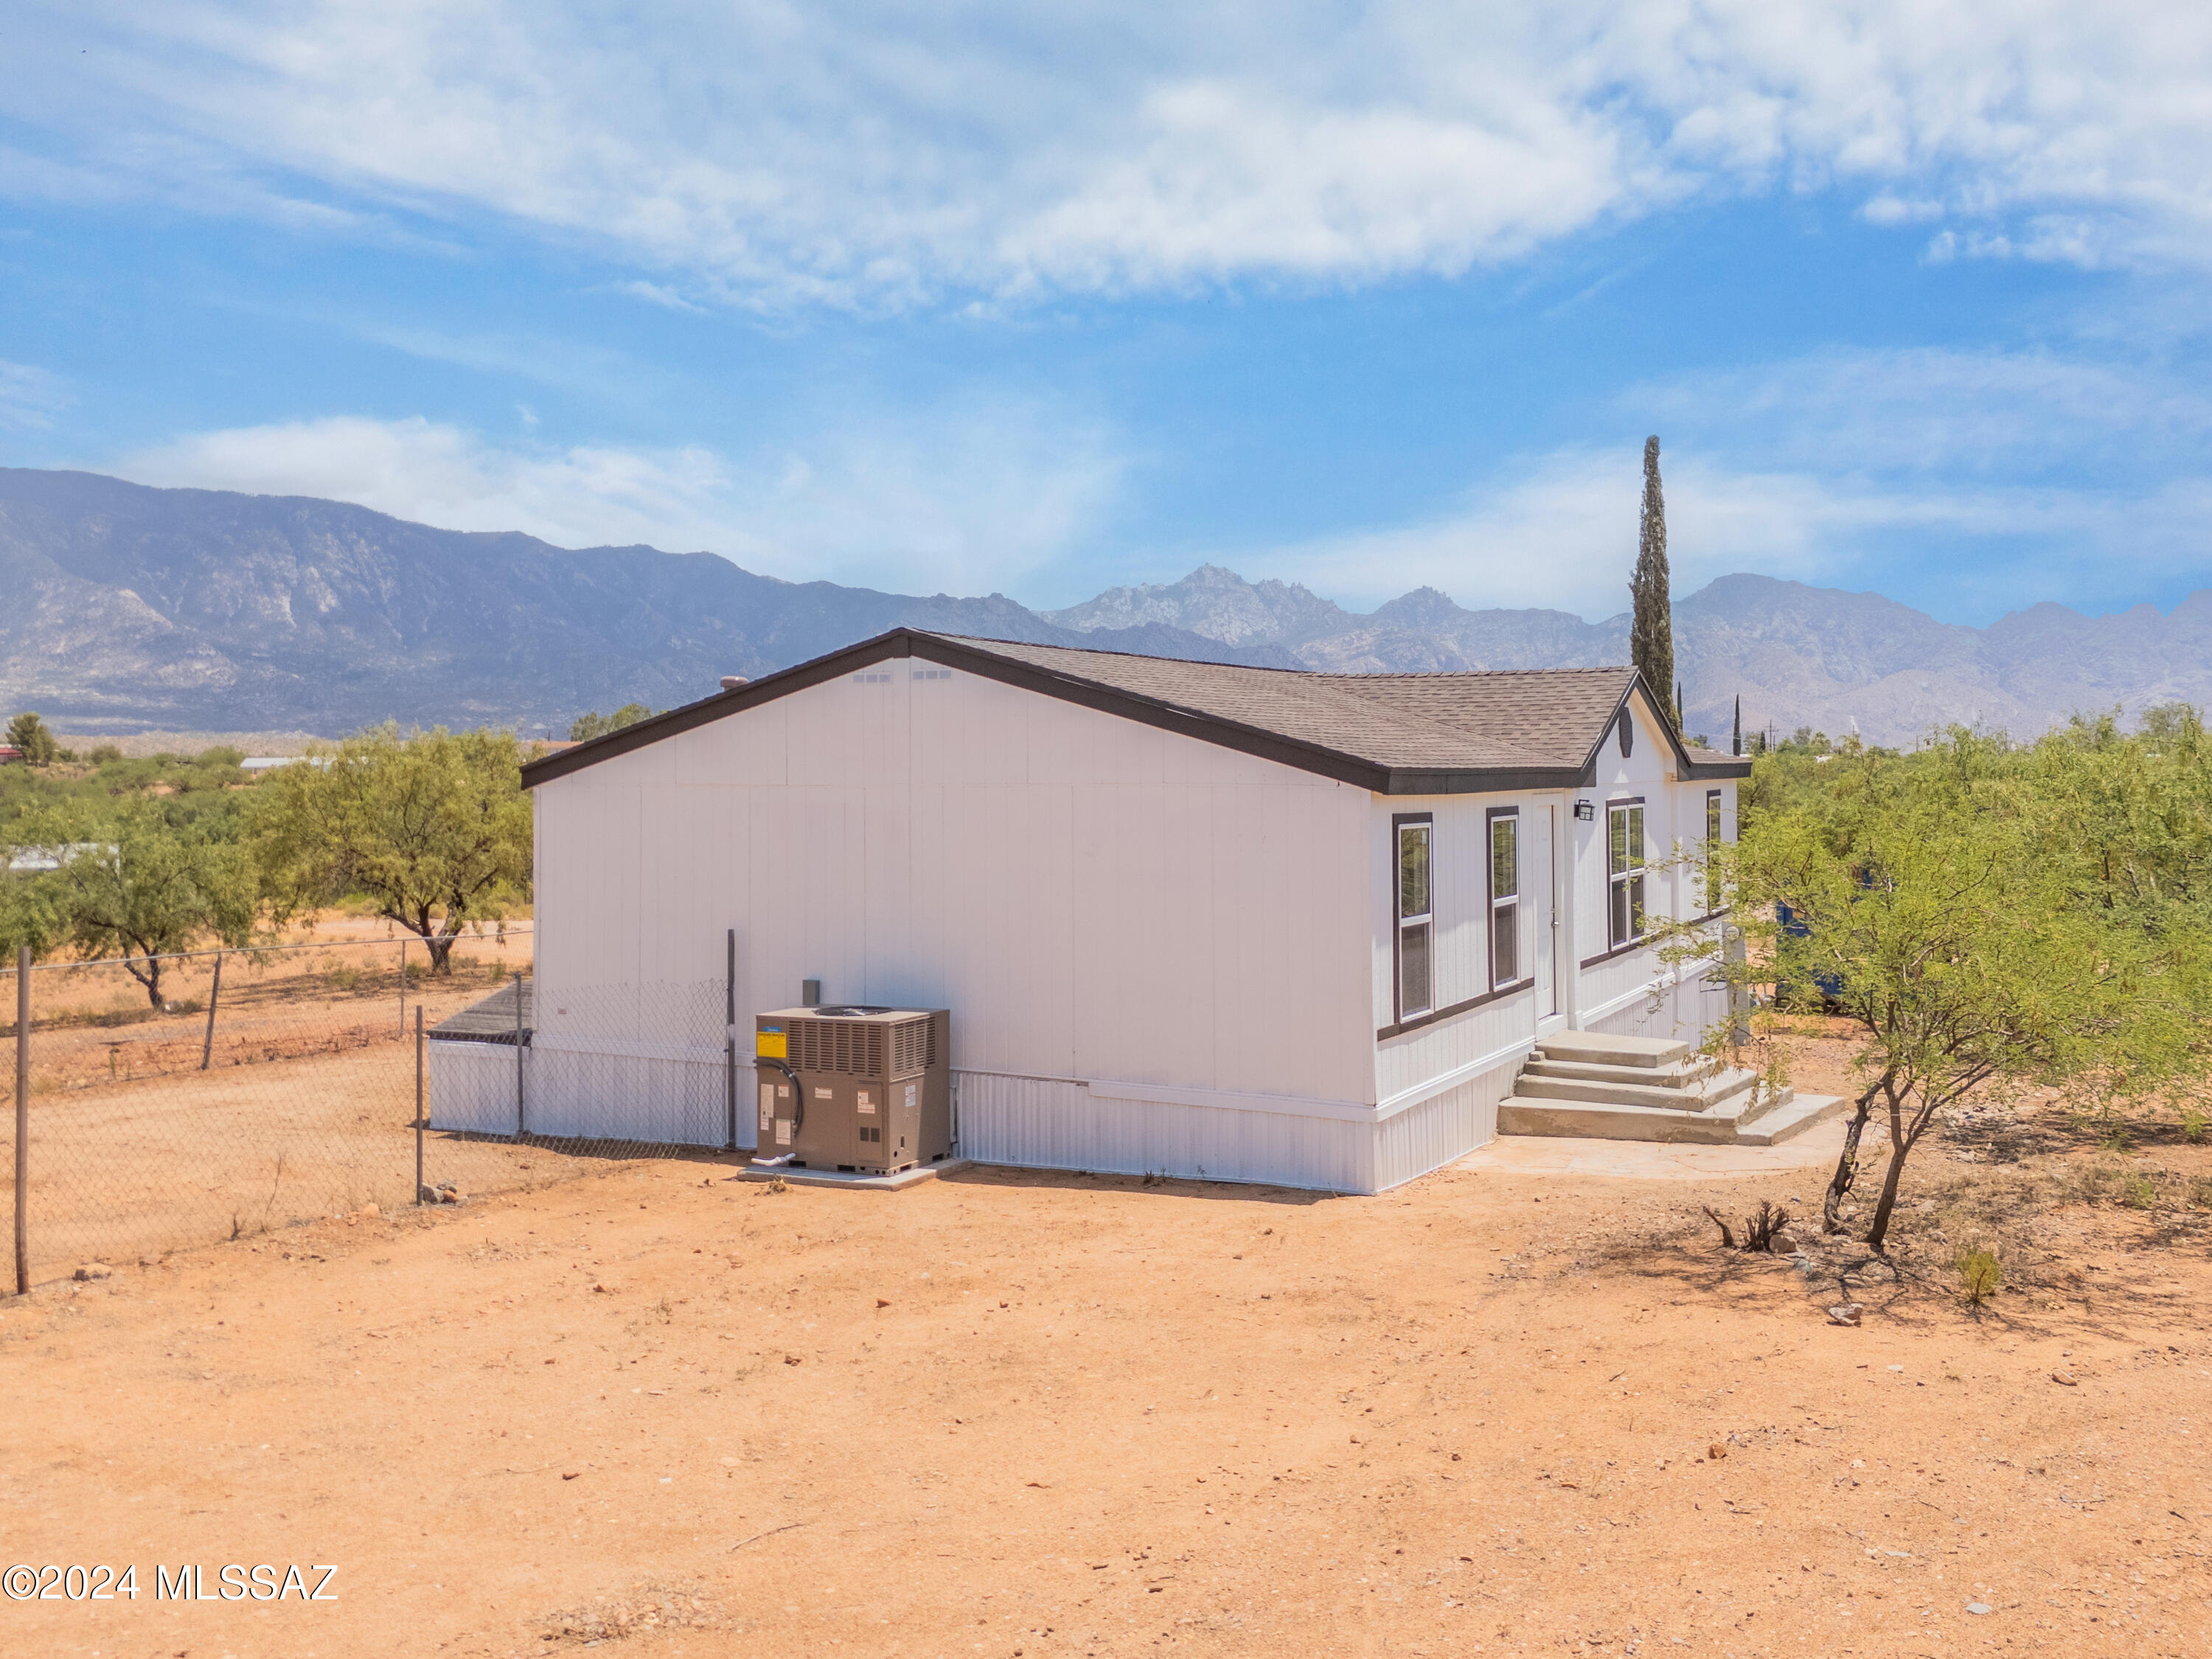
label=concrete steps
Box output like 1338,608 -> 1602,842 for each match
1514,1064 -> 1753,1113
1497,1031 -> 1844,1147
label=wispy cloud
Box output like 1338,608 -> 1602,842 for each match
0,360 -> 66,431
1238,346 -> 2212,621
112,406 -> 1126,597
7,2 -> 2211,302
611,280 -> 705,314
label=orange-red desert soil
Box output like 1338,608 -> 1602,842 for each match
2,1130 -> 2208,1658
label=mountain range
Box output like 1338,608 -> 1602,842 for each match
4,466 -> 2206,748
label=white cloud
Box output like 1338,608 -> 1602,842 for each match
7,2 -> 2211,302
613,280 -> 705,314
1862,193 -> 1944,226
0,361 -> 66,431
114,409 -> 1124,597
1248,449 -> 1848,619
1240,346 -> 2212,619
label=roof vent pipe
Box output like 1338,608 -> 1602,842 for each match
720,675 -> 748,690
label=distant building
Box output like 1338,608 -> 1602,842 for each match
0,746 -> 22,765
240,755 -> 329,773
7,843 -> 116,873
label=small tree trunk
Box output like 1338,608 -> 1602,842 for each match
425,931 -> 457,975
1820,1079 -> 1885,1234
122,953 -> 165,1008
1862,1089 -> 1921,1251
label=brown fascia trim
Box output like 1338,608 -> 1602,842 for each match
522,628 -> 1606,795
521,632 -> 922,788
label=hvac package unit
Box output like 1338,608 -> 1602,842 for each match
754,1006 -> 952,1173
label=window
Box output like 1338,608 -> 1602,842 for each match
1705,789 -> 1724,912
1607,801 -> 1646,948
1395,817 -> 1433,1019
1488,810 -> 1519,988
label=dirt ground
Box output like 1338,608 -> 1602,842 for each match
4,922 -> 552,1279
3,1069 -> 2208,1659
15,918 -> 532,1095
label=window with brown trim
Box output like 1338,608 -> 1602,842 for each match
1395,816 -> 1433,1020
1607,801 -> 1646,948
1488,808 -> 1519,989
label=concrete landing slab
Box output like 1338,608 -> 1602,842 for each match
1457,1117 -> 1849,1180
1536,1030 -> 1689,1068
734,1158 -> 971,1192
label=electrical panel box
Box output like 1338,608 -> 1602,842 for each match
753,1006 -> 951,1175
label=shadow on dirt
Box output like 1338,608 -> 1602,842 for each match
937,1164 -> 1332,1206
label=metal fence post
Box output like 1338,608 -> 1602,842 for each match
15,945 -> 29,1296
414,1005 -> 425,1206
399,939 -> 407,1037
200,950 -> 223,1071
514,968 -> 526,1138
724,928 -> 737,1151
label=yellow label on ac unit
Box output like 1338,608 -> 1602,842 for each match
756,1027 -> 787,1059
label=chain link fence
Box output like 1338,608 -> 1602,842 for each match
1,925 -> 728,1290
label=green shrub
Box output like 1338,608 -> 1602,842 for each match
2180,1106 -> 2208,1144
1956,1245 -> 2003,1306
2124,1174 -> 2158,1210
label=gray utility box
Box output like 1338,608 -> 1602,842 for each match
753,1006 -> 951,1175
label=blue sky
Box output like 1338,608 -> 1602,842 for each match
3,3 -> 2209,625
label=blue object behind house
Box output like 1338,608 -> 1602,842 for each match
1775,901 -> 1845,1002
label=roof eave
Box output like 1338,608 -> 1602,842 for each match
1382,767 -> 1592,795
520,629 -> 1739,795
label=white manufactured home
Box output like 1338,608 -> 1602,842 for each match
437,629 -> 1751,1192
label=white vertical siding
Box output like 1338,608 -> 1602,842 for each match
1563,690 -> 1736,1047
1361,788 -> 1565,1189
531,664 -> 1374,1178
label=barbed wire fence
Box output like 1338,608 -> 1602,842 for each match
1,925 -> 731,1292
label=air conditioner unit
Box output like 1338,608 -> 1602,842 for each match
753,1005 -> 951,1174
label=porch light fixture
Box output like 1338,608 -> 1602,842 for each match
1573,799 -> 1595,821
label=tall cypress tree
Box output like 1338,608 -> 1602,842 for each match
1630,436 -> 1675,730
1731,694 -> 1742,757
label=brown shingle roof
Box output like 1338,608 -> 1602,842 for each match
936,637 -> 1632,773
521,627 -> 1753,793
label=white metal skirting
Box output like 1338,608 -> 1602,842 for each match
1370,1063 -> 1512,1192
956,1071 -> 1369,1192
428,1040 -> 527,1136
426,1041 -> 1519,1192
428,1040 -> 751,1149
955,1054 -> 1523,1196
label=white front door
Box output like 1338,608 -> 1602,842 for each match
1532,804 -> 1559,1019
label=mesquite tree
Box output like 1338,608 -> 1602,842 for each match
1709,732 -> 2204,1248
247,725 -> 532,973
41,808 -> 256,1005
1630,437 -> 1674,729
